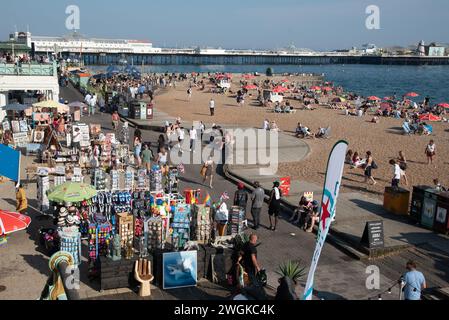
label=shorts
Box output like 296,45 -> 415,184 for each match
268,202 -> 280,217
426,151 -> 435,157
364,166 -> 372,177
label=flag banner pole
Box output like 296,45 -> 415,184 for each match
303,140 -> 348,300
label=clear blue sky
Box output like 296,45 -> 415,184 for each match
2,0 -> 448,50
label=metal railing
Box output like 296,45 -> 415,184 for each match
0,61 -> 57,76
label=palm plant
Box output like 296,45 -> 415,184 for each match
276,260 -> 307,284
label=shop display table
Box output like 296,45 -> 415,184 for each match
99,255 -> 140,291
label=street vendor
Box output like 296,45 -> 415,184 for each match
15,184 -> 28,215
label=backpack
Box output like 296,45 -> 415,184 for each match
371,161 -> 378,169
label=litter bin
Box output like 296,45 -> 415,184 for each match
410,186 -> 430,222
421,188 -> 439,229
383,187 -> 410,216
434,192 -> 449,234
146,103 -> 154,120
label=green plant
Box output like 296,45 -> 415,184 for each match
276,260 -> 307,284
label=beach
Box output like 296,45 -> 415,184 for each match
154,74 -> 449,200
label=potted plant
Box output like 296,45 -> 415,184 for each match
275,260 -> 307,300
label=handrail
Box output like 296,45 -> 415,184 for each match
0,61 -> 56,76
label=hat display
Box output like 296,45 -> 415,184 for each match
59,207 -> 69,217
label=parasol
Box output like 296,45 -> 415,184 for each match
437,103 -> 449,109
0,210 -> 32,236
367,96 -> 381,101
405,92 -> 419,97
273,86 -> 288,93
33,100 -> 70,114
243,84 -> 258,90
47,182 -> 97,204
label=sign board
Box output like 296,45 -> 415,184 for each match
361,221 -> 385,249
304,192 -> 314,202
13,132 -> 29,148
73,124 -> 90,148
0,144 -> 21,182
279,177 -> 291,197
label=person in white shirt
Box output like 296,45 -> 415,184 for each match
390,159 -> 402,189
189,126 -> 198,152
176,127 -> 185,153
72,127 -> 82,152
209,99 -> 215,116
263,119 -> 270,130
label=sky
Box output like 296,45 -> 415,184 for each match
1,0 -> 448,50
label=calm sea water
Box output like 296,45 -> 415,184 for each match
88,64 -> 449,103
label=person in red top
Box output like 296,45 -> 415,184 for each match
112,111 -> 120,131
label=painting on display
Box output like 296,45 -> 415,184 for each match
19,120 -> 28,133
2,121 -> 11,131
11,121 -> 20,133
33,130 -> 45,143
163,251 -> 197,290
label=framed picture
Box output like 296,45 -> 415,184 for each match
33,130 -> 45,143
163,251 -> 197,290
19,120 -> 28,133
11,121 -> 20,133
2,121 -> 11,131
436,207 -> 447,224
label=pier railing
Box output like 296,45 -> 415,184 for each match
0,61 -> 57,76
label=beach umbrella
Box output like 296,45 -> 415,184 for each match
310,86 -> 321,91
243,84 -> 258,90
0,210 -> 32,236
405,92 -> 419,97
419,113 -> 441,122
322,87 -> 333,91
367,96 -> 381,101
332,97 -> 346,103
47,182 -> 97,204
380,102 -> 392,110
281,79 -> 289,83
437,103 -> 449,109
273,86 -> 288,93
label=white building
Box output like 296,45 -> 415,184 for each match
10,31 -> 161,54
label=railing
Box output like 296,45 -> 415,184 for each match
0,61 -> 57,76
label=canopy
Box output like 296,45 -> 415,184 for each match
437,103 -> 449,109
243,84 -> 258,90
405,92 -> 419,97
332,97 -> 346,103
273,86 -> 288,93
419,113 -> 441,122
367,96 -> 381,101
0,210 -> 31,236
47,182 -> 97,204
3,103 -> 30,112
33,100 -> 70,114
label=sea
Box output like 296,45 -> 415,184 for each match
88,64 -> 449,103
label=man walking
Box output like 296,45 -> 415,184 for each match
402,260 -> 426,300
209,98 -> 215,116
242,234 -> 262,283
189,126 -> 198,152
251,181 -> 265,230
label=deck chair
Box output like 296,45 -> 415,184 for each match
402,122 -> 412,135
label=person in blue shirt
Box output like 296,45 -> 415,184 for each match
402,260 -> 426,300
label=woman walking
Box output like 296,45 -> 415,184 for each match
268,181 -> 282,231
364,151 -> 377,185
202,156 -> 215,189
425,140 -> 436,166
133,136 -> 142,167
